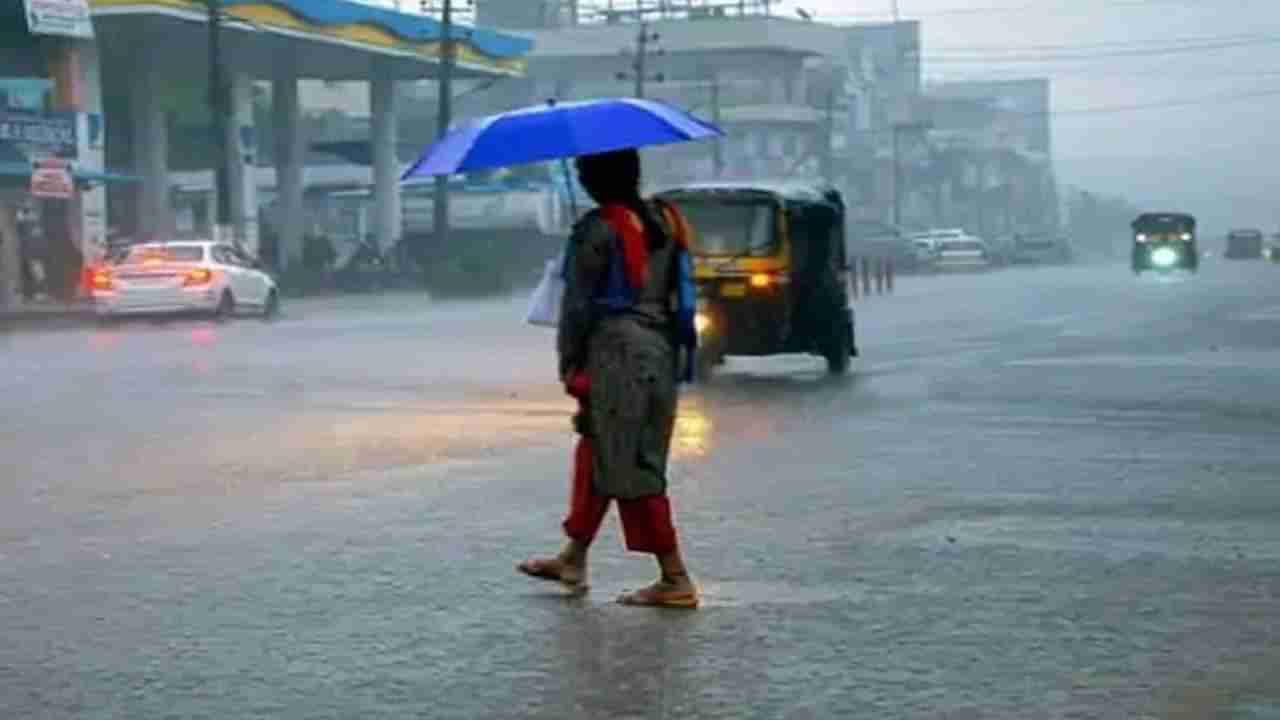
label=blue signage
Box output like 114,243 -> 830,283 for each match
0,110 -> 78,158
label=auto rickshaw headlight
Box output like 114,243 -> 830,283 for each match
1135,233 -> 1148,243
749,273 -> 773,289
1180,233 -> 1193,241
695,312 -> 711,334
1151,247 -> 1179,267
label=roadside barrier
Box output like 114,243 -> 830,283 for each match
851,257 -> 894,298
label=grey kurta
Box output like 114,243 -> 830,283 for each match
557,205 -> 680,500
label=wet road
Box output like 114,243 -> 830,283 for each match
3,260 -> 1279,719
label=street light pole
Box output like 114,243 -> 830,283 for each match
433,0 -> 454,249
206,0 -> 232,242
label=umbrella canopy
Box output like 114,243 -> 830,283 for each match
401,98 -> 723,180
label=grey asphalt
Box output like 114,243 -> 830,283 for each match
2,260 -> 1279,719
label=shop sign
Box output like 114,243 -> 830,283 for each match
22,0 -> 95,39
30,158 -> 74,200
0,111 -> 78,159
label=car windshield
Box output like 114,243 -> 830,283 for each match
1135,216 -> 1194,235
677,201 -> 777,257
116,245 -> 205,265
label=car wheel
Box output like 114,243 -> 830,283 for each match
214,290 -> 234,322
262,290 -> 280,320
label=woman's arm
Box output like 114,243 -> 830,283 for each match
556,213 -> 612,381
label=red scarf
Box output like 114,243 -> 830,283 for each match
599,202 -> 692,292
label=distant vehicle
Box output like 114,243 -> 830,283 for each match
907,233 -> 942,269
92,241 -> 279,321
1131,212 -> 1198,275
1224,229 -> 1264,260
912,229 -> 990,271
1011,231 -> 1071,265
934,236 -> 992,271
908,229 -> 975,270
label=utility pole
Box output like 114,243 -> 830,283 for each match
823,83 -> 835,183
890,0 -> 903,228
206,0 -> 232,242
891,124 -> 901,227
709,70 -> 723,176
617,20 -> 662,98
433,0 -> 454,248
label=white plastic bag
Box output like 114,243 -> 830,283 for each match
525,247 -> 566,328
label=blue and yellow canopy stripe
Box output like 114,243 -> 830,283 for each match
90,0 -> 531,73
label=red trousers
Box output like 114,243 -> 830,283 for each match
562,436 -> 677,554
561,373 -> 677,555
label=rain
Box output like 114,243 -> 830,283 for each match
3,0 -> 1280,718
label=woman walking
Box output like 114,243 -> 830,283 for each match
518,149 -> 700,609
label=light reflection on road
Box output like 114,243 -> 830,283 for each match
673,399 -> 714,460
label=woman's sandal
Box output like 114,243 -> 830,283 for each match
517,557 -> 588,594
617,581 -> 700,609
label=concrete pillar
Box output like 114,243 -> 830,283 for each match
44,38 -> 108,298
130,56 -> 170,240
226,72 -> 260,257
0,201 -> 18,310
73,41 -> 107,267
370,64 -> 400,255
272,63 -> 304,270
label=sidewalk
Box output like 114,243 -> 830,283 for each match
0,299 -> 97,332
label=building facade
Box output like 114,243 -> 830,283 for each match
463,3 -> 896,197
921,78 -> 1059,239
1,0 -> 111,308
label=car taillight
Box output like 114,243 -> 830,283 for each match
183,267 -> 213,286
91,270 -> 113,291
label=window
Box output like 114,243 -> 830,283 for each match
675,201 -> 778,257
231,247 -> 258,268
118,245 -> 205,264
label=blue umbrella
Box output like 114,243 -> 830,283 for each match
400,97 -> 724,180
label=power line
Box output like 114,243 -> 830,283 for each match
1021,86 -> 1280,117
927,31 -> 1280,54
811,0 -> 1255,21
924,36 -> 1280,63
929,68 -> 1280,81
846,86 -> 1280,133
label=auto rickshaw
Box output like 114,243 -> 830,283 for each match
1131,212 -> 1198,275
654,181 -> 858,378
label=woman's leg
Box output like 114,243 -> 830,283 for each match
616,496 -> 697,607
518,436 -> 606,590
614,497 -> 696,607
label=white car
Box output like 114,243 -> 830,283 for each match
907,233 -> 941,267
931,231 -> 991,271
92,241 -> 279,320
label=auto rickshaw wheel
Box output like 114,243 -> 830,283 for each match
694,348 -> 719,381
824,320 -> 852,375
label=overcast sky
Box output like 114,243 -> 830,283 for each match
771,0 -> 1280,233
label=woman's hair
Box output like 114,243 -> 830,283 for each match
576,149 -> 668,251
